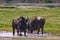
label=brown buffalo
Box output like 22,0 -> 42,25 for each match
27,16 -> 45,35
12,17 -> 19,35
12,16 -> 29,36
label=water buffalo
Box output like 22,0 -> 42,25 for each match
12,17 -> 20,36
17,16 -> 28,36
12,16 -> 29,36
27,16 -> 45,35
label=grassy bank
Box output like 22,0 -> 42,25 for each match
0,37 -> 58,40
0,6 -> 60,35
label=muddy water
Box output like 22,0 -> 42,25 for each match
0,31 -> 52,38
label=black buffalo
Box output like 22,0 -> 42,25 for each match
17,16 -> 28,36
12,16 -> 29,36
27,16 -> 45,35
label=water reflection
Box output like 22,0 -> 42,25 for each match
0,31 -> 52,38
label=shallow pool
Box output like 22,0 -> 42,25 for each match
0,31 -> 52,38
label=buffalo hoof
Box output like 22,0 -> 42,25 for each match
19,34 -> 23,36
24,35 -> 26,37
37,32 -> 39,34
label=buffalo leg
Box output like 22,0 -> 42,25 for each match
17,29 -> 19,36
42,27 -> 43,34
37,28 -> 40,34
41,27 -> 44,36
13,28 -> 15,35
24,30 -> 26,36
20,30 -> 23,36
31,30 -> 33,33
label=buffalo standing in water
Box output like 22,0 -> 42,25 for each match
12,17 -> 19,35
27,16 -> 45,35
12,16 -> 29,36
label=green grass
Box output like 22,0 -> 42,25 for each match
0,37 -> 57,40
0,6 -> 60,35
